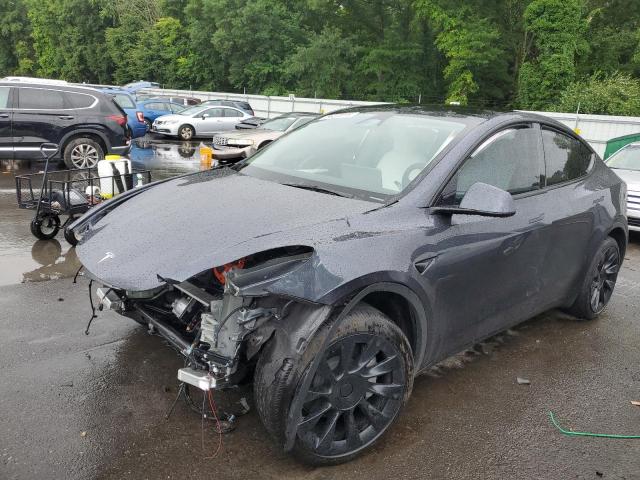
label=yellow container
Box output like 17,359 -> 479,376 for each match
200,145 -> 213,169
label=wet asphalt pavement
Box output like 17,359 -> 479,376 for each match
1,135 -> 639,479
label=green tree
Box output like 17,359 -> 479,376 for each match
517,0 -> 588,110
557,72 -> 640,116
27,0 -> 114,82
284,27 -> 357,99
416,0 -> 503,105
0,0 -> 32,76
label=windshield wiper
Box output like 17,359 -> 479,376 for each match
282,183 -> 353,198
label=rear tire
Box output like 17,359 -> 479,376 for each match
63,137 -> 104,169
566,237 -> 620,320
254,304 -> 414,466
30,214 -> 60,240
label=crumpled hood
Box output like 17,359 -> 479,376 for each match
76,169 -> 375,291
218,129 -> 279,144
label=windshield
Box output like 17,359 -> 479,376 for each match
607,145 -> 640,171
239,111 -> 467,200
260,116 -> 299,132
113,93 -> 136,109
179,105 -> 208,116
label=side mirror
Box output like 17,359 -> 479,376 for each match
432,182 -> 516,218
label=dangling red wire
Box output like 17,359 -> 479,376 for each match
203,389 -> 223,459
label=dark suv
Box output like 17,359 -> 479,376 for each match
0,82 -> 131,168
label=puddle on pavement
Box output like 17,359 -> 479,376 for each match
0,135 -> 207,286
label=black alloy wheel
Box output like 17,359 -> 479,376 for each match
589,243 -> 620,314
567,237 -> 621,320
296,333 -> 406,458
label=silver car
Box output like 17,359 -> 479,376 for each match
211,113 -> 318,161
606,142 -> 640,231
152,105 -> 251,140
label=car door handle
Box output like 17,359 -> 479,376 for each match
528,213 -> 544,225
58,115 -> 74,120
593,195 -> 605,205
0,113 -> 8,118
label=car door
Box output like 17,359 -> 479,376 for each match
424,124 -> 551,358
196,108 -> 225,134
12,86 -> 74,159
537,126 -> 598,304
0,86 -> 12,159
221,107 -> 244,130
145,102 -> 168,122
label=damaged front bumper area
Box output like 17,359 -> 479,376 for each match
94,248 -> 322,390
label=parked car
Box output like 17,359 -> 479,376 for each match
98,88 -> 147,139
605,142 -> 640,231
201,99 -> 255,116
123,81 -> 160,93
212,112 -> 318,161
152,105 -> 252,140
0,81 -> 131,168
137,94 -> 201,106
70,106 -> 627,466
137,99 -> 185,130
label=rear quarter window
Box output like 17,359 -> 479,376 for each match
65,92 -> 95,109
542,128 -> 595,186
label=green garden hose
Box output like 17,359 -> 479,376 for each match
549,411 -> 640,439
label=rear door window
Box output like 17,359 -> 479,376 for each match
439,126 -> 545,205
224,108 -> 243,117
0,87 -> 10,108
541,128 -> 595,186
18,88 -> 66,109
204,108 -> 224,117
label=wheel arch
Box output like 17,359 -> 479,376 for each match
607,224 -> 628,259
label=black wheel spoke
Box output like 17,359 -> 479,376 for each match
590,286 -> 600,311
355,338 -> 381,371
360,354 -> 400,378
344,409 -> 361,449
298,402 -> 331,431
339,338 -> 356,375
358,398 -> 387,431
315,409 -> 340,451
368,382 -> 403,399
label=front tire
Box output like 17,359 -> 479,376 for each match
254,304 -> 414,466
178,125 -> 194,141
567,237 -> 621,320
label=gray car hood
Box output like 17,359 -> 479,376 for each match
76,169 -> 375,291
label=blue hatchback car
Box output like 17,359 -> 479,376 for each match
99,88 -> 147,139
137,99 -> 185,130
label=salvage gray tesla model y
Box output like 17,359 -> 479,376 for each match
70,106 -> 628,465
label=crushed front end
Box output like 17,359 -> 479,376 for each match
93,247 -> 316,389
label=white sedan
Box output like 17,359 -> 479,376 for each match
152,105 -> 252,140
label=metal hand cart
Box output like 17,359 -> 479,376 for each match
15,143 -> 152,245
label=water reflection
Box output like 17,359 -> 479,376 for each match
23,240 -> 81,283
130,136 -> 204,179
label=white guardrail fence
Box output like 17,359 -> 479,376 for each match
142,88 -> 640,157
